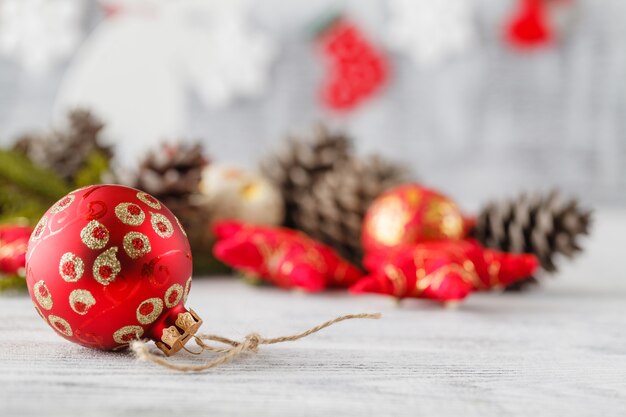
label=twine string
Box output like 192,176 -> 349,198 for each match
131,313 -> 381,373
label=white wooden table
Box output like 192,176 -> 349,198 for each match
1,211 -> 625,417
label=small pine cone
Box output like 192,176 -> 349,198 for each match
164,196 -> 213,249
295,156 -> 410,265
14,109 -> 111,183
261,124 -> 352,228
133,142 -> 207,200
472,191 -> 592,290
131,142 -> 211,264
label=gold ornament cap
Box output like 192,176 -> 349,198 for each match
154,308 -> 203,356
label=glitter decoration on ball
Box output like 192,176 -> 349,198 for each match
213,221 -> 363,292
361,184 -> 467,254
25,185 -> 200,356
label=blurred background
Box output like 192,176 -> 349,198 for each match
0,0 -> 624,212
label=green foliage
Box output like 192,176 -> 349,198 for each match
0,150 -> 70,199
0,183 -> 47,224
74,151 -> 111,188
0,275 -> 27,293
0,150 -> 71,225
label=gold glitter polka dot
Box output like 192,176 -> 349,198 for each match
50,194 -> 75,214
48,315 -> 73,337
150,212 -> 173,239
122,232 -> 151,259
174,216 -> 187,237
80,220 -> 110,250
31,216 -> 48,240
59,252 -> 84,282
136,298 -> 163,325
115,202 -> 145,226
93,247 -> 121,285
69,289 -> 96,315
113,325 -> 144,344
33,280 -> 53,310
183,276 -> 192,304
164,283 -> 183,308
137,191 -> 161,209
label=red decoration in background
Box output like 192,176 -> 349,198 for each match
317,16 -> 388,111
0,225 -> 31,276
351,240 -> 538,303
213,221 -> 362,292
505,0 -> 574,48
361,184 -> 468,255
25,185 -> 196,352
506,0 -> 552,47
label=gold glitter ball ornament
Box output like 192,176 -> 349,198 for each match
361,184 -> 467,252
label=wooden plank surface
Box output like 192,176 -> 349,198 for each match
1,210 -> 625,417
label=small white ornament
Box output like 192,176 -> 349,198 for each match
0,0 -> 84,74
199,165 -> 284,226
386,0 -> 477,67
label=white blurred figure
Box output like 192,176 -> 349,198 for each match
386,0 -> 477,67
0,0 -> 84,74
54,0 -> 276,164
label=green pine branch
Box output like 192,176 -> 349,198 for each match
0,150 -> 73,225
74,151 -> 111,188
0,275 -> 27,293
0,150 -> 71,200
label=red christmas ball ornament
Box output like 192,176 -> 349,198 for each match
317,15 -> 388,111
361,184 -> 467,254
25,185 -> 201,356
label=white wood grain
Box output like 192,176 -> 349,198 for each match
0,210 -> 625,417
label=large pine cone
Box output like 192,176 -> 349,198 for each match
14,109 -> 112,183
261,124 -> 352,228
295,156 -> 409,265
472,191 -> 592,290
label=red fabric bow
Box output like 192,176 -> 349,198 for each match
213,221 -> 363,292
0,225 -> 32,276
351,240 -> 538,303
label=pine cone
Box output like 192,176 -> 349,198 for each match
471,191 -> 592,290
295,156 -> 410,265
261,124 -> 352,228
14,109 -> 112,183
133,142 -> 206,199
131,142 -> 213,269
